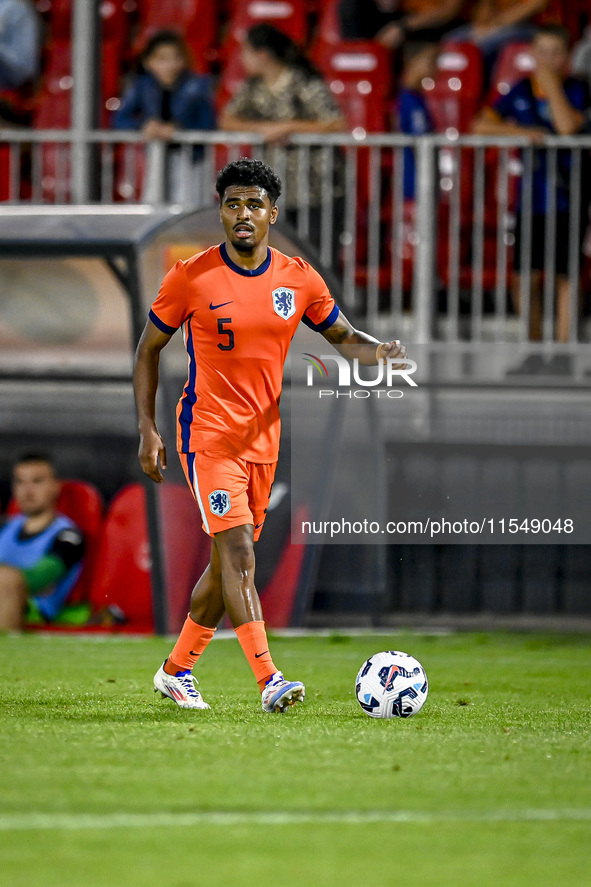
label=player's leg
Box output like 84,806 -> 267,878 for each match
0,565 -> 27,630
155,451 -> 257,708
162,539 -> 225,675
153,454 -> 228,709
214,522 -> 305,712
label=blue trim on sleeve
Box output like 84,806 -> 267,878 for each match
220,242 -> 272,276
149,308 -> 178,335
302,304 -> 339,332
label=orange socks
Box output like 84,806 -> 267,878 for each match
165,615 -> 216,675
165,616 -> 277,691
234,620 -> 277,690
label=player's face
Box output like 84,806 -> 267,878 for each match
220,186 -> 278,253
12,462 -> 60,517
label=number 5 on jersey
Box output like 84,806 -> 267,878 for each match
217,317 -> 234,351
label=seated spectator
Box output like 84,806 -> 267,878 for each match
444,0 -> 549,77
0,454 -> 85,630
338,0 -> 465,50
219,23 -> 347,258
395,41 -> 438,200
0,0 -> 40,90
472,25 -> 590,347
112,30 -> 216,206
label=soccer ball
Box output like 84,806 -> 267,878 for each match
355,650 -> 428,718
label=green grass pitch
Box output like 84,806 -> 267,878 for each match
1,630 -> 589,887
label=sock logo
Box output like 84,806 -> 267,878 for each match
255,650 -> 269,658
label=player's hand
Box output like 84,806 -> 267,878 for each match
138,425 -> 167,483
377,340 -> 408,368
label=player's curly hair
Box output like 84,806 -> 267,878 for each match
215,158 -> 282,205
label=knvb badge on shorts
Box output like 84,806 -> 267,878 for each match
272,287 -> 296,320
208,489 -> 231,516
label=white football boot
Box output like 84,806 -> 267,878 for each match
261,672 -> 305,713
153,662 -> 210,710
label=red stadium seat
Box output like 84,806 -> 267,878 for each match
159,483 -> 211,634
425,42 -> 484,134
36,0 -> 134,46
88,483 -> 211,634
34,38 -> 124,128
257,504 -> 308,628
312,41 -> 394,134
133,0 -> 219,71
311,0 -> 342,49
225,0 -> 309,46
0,144 -> 10,201
488,42 -> 534,105
8,479 -> 104,607
88,484 -> 154,632
33,38 -> 125,200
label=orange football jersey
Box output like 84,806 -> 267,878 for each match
149,243 -> 338,462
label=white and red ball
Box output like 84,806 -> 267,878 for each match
355,650 -> 428,718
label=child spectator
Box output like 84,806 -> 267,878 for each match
472,25 -> 590,347
396,41 -> 438,200
112,30 -> 215,205
0,454 -> 85,630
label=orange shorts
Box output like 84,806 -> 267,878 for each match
178,451 -> 277,541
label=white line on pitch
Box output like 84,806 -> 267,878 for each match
0,809 -> 590,832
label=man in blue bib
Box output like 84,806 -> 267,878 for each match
0,454 -> 84,630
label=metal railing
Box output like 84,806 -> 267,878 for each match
1,129 -> 590,345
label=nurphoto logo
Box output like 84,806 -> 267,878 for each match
302,353 -> 418,398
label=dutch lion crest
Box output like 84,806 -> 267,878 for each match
272,287 -> 296,320
208,489 -> 231,516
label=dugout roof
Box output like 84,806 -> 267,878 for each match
0,205 -> 184,256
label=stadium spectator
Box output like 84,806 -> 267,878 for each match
112,30 -> 216,205
338,0 -> 465,49
395,41 -> 438,200
219,23 -> 347,257
0,454 -> 85,630
0,0 -> 40,90
444,0 -> 550,76
472,24 -> 590,348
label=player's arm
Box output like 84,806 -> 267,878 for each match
133,319 -> 173,483
320,310 -> 407,365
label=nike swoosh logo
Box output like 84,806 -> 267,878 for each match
209,300 -> 233,310
189,651 -> 199,656
255,651 -> 269,658
255,522 -> 264,529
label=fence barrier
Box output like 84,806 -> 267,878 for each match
1,129 -> 590,345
